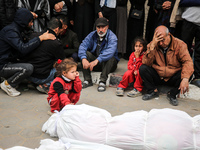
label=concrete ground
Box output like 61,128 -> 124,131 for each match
0,58 -> 200,149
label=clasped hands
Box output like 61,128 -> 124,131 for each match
82,59 -> 99,71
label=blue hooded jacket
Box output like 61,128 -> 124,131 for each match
0,8 -> 41,70
78,29 -> 119,63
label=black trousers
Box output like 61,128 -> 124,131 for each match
139,65 -> 182,97
0,63 -> 33,87
81,51 -> 118,83
181,19 -> 200,79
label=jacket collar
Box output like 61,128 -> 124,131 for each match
47,28 -> 57,37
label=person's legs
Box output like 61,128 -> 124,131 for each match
0,63 -> 33,96
118,70 -> 134,89
116,70 -> 134,96
139,64 -> 161,100
100,57 -> 118,83
81,51 -> 97,82
181,19 -> 196,56
28,68 -> 56,94
139,64 -> 161,93
28,68 -> 56,86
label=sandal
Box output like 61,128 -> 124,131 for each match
36,84 -> 50,94
97,82 -> 106,92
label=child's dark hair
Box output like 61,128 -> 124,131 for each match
54,58 -> 77,76
132,37 -> 147,52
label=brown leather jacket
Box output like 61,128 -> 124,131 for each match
142,33 -> 194,81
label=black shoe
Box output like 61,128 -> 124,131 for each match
191,79 -> 200,88
142,91 -> 159,100
167,93 -> 178,106
82,80 -> 93,89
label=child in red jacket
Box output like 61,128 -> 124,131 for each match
47,58 -> 82,115
116,37 -> 147,97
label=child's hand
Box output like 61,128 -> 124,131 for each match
134,51 -> 140,58
69,103 -> 74,105
134,70 -> 138,75
75,71 -> 79,77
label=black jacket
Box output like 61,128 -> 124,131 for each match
59,29 -> 79,57
21,29 -> 65,79
0,8 -> 41,70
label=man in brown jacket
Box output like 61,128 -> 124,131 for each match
139,25 -> 194,106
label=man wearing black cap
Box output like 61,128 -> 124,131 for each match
78,17 -> 119,92
0,8 -> 56,97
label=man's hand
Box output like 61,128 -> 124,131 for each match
162,1 -> 171,10
151,30 -> 164,48
89,59 -> 99,71
31,11 -> 38,19
98,12 -> 103,18
54,2 -> 64,12
179,78 -> 189,94
39,30 -> 56,41
82,58 -> 90,69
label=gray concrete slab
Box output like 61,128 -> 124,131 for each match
0,58 -> 200,149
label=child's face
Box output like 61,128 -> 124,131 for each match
63,66 -> 78,80
134,41 -> 144,54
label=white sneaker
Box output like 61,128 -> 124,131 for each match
0,81 -> 21,97
127,88 -> 142,98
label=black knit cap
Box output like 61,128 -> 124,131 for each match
95,17 -> 109,27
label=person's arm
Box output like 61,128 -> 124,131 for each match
53,81 -> 71,105
95,0 -> 103,18
78,32 -> 93,61
71,76 -> 82,93
127,52 -> 135,70
5,30 -> 55,55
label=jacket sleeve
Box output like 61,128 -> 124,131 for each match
97,32 -> 118,63
71,76 -> 82,93
95,0 -> 102,15
78,32 -> 93,60
178,42 -> 194,79
53,81 -> 71,105
142,43 -> 156,66
4,29 -> 41,55
127,52 -> 134,70
65,32 -> 80,55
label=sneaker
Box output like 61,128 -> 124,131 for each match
127,88 -> 142,97
0,81 -> 21,96
82,80 -> 93,89
116,87 -> 124,96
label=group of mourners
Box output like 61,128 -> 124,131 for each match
0,0 -> 200,115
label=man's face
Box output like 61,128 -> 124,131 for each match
96,25 -> 108,38
59,20 -> 67,35
27,20 -> 33,28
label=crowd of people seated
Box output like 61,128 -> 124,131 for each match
0,0 -> 200,108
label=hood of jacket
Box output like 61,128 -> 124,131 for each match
13,8 -> 33,29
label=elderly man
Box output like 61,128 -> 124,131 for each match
78,17 -> 119,92
0,8 -> 55,97
139,25 -> 194,106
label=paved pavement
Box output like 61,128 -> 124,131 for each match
0,58 -> 200,149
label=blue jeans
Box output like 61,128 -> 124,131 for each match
28,68 -> 56,86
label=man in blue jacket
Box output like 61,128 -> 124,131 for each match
0,8 -> 56,97
78,17 -> 119,92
